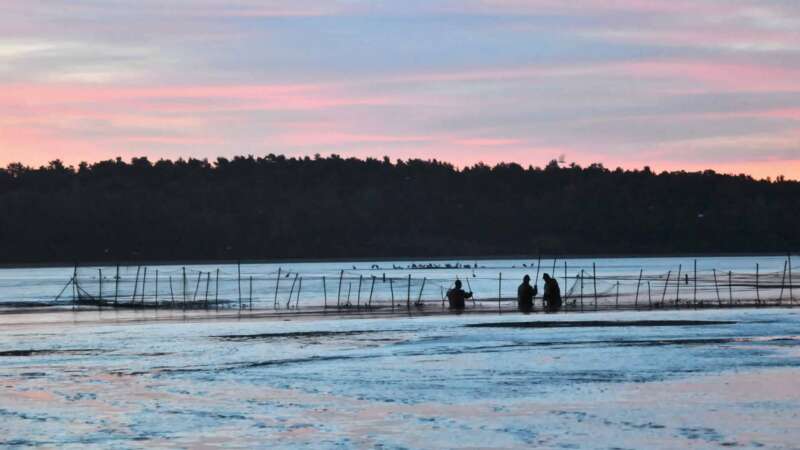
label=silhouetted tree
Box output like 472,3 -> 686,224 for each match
0,155 -> 798,263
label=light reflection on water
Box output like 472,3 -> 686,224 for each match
0,308 -> 799,448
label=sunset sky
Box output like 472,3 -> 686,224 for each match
2,0 -> 800,178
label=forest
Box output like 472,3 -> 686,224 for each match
1,154 -> 798,264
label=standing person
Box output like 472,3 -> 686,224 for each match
517,275 -> 538,314
447,279 -> 473,311
542,273 -> 562,313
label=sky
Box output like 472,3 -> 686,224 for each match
1,0 -> 800,179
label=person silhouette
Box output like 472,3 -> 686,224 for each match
542,273 -> 562,313
446,279 -> 473,311
517,275 -> 538,313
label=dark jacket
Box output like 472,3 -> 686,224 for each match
543,278 -> 562,312
517,282 -> 537,312
447,288 -> 472,310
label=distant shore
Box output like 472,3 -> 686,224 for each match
0,251 -> 795,270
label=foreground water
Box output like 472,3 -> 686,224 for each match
1,308 -> 799,449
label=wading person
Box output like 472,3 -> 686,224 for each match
447,279 -> 472,311
517,275 -> 538,314
542,273 -> 562,313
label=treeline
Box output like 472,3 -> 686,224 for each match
0,155 -> 798,264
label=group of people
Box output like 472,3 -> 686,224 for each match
446,274 -> 561,313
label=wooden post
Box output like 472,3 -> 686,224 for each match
779,260 -> 787,305
169,275 -> 175,304
634,269 -> 643,308
417,277 -> 426,305
53,277 -> 74,304
237,261 -> 242,308
615,281 -> 619,308
98,268 -> 103,303
441,286 -> 445,310
337,270 -> 344,308
274,267 -> 281,309
72,264 -> 78,308
789,253 -> 794,304
287,273 -> 298,309
563,261 -> 568,305
728,271 -> 733,305
346,282 -> 352,306
390,278 -> 395,309
204,272 -> 211,309
675,264 -> 681,305
756,263 -> 760,306
323,276 -> 328,309
141,267 -> 148,305
647,281 -> 652,307
693,260 -> 697,304
139,266 -> 147,306
114,265 -> 119,307
466,278 -> 476,308
592,263 -> 597,311
182,267 -> 187,309
407,274 -> 411,310
155,270 -> 159,307
713,269 -> 721,306
579,270 -> 584,312
215,268 -> 220,311
368,276 -> 375,308
357,275 -> 363,308
249,275 -> 253,310
132,266 -> 141,303
498,272 -> 502,314
660,270 -> 671,306
192,271 -> 202,302
294,277 -> 300,309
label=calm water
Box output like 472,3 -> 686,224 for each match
1,308 -> 799,448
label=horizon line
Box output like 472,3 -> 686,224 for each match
3,152 -> 797,183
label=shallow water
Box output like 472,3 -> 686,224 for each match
1,255 -> 796,311
1,308 -> 799,448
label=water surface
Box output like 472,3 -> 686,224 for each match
1,308 -> 799,448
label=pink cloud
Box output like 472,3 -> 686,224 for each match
0,83 -> 386,108
754,109 -> 800,120
0,83 -> 408,123
620,60 -> 800,92
469,0 -> 732,16
271,131 -> 434,147
373,58 -> 800,96
452,138 -> 522,147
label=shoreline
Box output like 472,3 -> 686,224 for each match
0,251 -> 795,270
